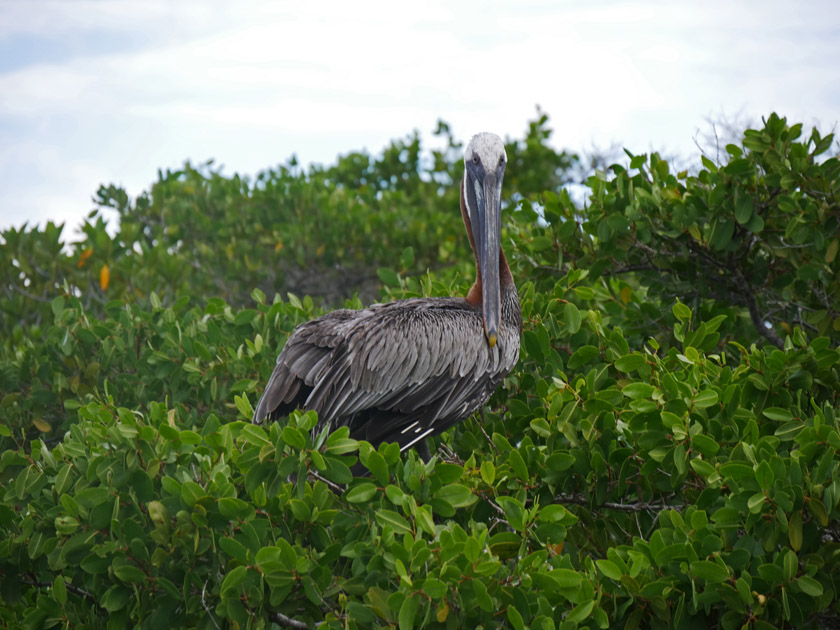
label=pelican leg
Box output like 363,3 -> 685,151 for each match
416,439 -> 432,462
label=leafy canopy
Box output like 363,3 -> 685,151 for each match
1,113 -> 840,629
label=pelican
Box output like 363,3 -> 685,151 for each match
252,132 -> 521,460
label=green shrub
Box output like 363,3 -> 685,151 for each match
1,113 -> 839,629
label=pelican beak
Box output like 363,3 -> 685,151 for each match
468,171 -> 502,349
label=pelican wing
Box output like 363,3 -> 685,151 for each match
252,297 -> 518,450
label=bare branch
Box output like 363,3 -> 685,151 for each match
732,265 -> 785,349
201,580 -> 222,630
22,575 -> 100,608
308,470 -> 344,495
268,611 -> 309,629
555,493 -> 682,513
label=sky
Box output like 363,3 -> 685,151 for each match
1,0 -> 838,235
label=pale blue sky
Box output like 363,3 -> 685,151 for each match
1,0 -> 838,234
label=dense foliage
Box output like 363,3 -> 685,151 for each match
1,113 -> 839,629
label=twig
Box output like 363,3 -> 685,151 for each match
201,580 -> 222,630
554,493 -> 682,513
308,470 -> 344,495
476,409 -> 498,453
8,284 -> 53,303
731,265 -> 785,349
22,575 -> 100,608
268,611 -> 309,629
436,443 -> 463,466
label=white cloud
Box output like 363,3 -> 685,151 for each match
1,0 -> 838,231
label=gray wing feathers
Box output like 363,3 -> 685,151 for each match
254,297 -> 519,444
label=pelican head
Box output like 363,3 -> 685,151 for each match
463,132 -> 507,348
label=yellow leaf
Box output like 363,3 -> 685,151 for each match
826,238 -> 839,264
316,245 -> 324,257
436,602 -> 449,623
274,241 -> 284,251
167,409 -> 177,427
77,248 -> 93,268
99,264 -> 110,291
620,286 -> 632,305
33,418 -> 51,433
688,225 -> 702,243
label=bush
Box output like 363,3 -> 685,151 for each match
1,113 -> 839,629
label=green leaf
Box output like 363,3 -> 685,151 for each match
375,509 -> 412,535
435,484 -> 476,508
399,246 -> 415,270
796,576 -> 823,597
180,481 -> 204,507
615,353 -> 646,372
324,434 -> 359,455
568,345 -> 599,369
672,302 -> 692,322
809,498 -> 829,526
363,450 -> 389,485
551,568 -> 583,588
415,505 -> 435,536
480,460 -> 496,485
377,268 -> 400,287
693,390 -> 719,409
496,496 -> 525,532
422,578 -> 446,599
747,492 -> 766,513
762,407 -> 793,422
566,600 -> 595,624
398,594 -> 419,630
734,196 -> 754,225
596,559 -> 622,580
221,565 -> 248,595
101,585 -> 131,612
564,302 -> 581,334
507,605 -> 525,630
113,563 -> 147,584
54,464 -> 74,496
719,462 -> 754,481
53,576 -> 67,605
241,424 -> 270,446
789,510 -> 803,551
691,434 -> 720,457
74,487 -> 110,508
282,426 -> 306,450
289,499 -> 312,521
346,483 -> 378,504
234,394 -> 253,420
690,458 -> 716,477
220,537 -> 249,563
690,560 -> 728,583
508,449 -> 529,481
51,295 -> 65,318
622,383 -> 655,400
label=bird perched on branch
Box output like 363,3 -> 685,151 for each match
253,132 -> 521,461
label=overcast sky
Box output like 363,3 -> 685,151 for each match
1,0 -> 838,234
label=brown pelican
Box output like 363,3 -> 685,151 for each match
252,132 -> 521,460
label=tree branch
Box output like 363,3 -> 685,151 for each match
555,493 -> 682,513
22,575 -> 100,608
268,611 -> 309,629
732,265 -> 785,349
308,470 -> 345,495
